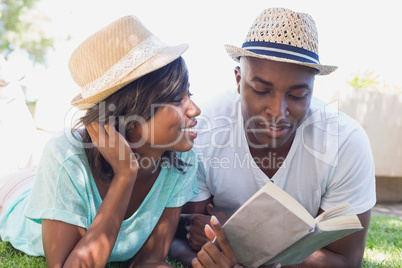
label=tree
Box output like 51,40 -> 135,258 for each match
0,0 -> 54,65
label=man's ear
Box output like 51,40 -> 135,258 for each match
234,66 -> 241,94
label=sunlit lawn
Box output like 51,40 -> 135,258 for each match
362,215 -> 402,267
0,214 -> 401,267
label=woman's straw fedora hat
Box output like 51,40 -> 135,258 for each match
225,8 -> 337,75
69,15 -> 188,110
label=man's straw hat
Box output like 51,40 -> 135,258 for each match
69,15 -> 188,110
225,8 -> 337,75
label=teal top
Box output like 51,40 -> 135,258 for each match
0,129 -> 198,262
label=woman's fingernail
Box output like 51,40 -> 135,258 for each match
211,215 -> 219,225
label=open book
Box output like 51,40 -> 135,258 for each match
220,182 -> 363,267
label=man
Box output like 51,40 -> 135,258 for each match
170,7 -> 376,267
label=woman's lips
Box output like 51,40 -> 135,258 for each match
179,127 -> 196,133
180,127 -> 198,139
179,120 -> 198,140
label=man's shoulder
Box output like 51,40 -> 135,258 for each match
300,97 -> 370,165
307,97 -> 362,134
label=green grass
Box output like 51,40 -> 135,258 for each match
362,215 -> 402,267
1,214 -> 401,267
0,240 -> 47,267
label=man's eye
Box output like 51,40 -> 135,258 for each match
289,94 -> 308,100
252,88 -> 268,95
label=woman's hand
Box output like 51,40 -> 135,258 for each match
191,216 -> 246,268
86,122 -> 138,178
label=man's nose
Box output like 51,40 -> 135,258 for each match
266,96 -> 288,119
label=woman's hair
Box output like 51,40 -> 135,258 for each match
73,57 -> 189,180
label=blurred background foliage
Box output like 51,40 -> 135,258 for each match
0,0 -> 54,65
348,70 -> 402,94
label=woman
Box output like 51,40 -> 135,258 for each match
0,15 -> 200,267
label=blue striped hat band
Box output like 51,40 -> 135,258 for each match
242,41 -> 320,64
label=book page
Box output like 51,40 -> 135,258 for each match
261,182 -> 316,226
315,203 -> 351,223
231,182 -> 316,227
314,203 -> 362,230
317,214 -> 362,231
223,192 -> 313,267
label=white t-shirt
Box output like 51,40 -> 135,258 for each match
192,90 -> 376,218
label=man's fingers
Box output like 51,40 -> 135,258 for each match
204,224 -> 216,241
191,257 -> 204,268
210,215 -> 236,260
202,241 -> 234,267
189,233 -> 209,252
180,213 -> 216,251
180,213 -> 194,225
196,244 -> 218,267
206,203 -> 215,216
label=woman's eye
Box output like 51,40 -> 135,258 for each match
172,98 -> 182,104
171,89 -> 192,105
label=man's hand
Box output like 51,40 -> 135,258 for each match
191,216 -> 245,268
182,213 -> 210,251
191,216 -> 281,268
182,204 -> 229,252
